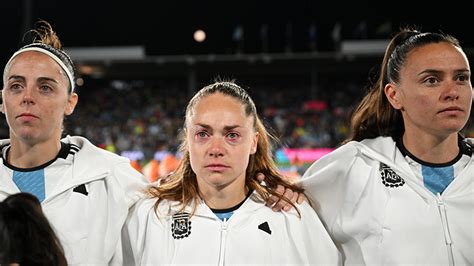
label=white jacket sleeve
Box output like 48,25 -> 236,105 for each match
298,143 -> 360,232
108,161 -> 149,265
289,201 -> 342,265
112,161 -> 149,208
121,198 -> 159,265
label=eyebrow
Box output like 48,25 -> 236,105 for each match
417,68 -> 470,76
7,75 -> 59,84
195,123 -> 241,131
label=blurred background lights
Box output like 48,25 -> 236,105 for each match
193,29 -> 206,43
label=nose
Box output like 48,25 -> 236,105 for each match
208,138 -> 224,158
443,82 -> 460,101
21,87 -> 35,105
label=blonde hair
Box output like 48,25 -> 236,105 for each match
148,80 -> 304,216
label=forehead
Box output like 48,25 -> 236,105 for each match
189,93 -> 251,125
5,51 -> 65,78
403,42 -> 469,72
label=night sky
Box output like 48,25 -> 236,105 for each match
2,0 -> 474,64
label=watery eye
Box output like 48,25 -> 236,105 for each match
227,132 -> 239,139
197,131 -> 208,138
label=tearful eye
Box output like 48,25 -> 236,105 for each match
226,132 -> 240,141
196,131 -> 208,138
227,132 -> 238,138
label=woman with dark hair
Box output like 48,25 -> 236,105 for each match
0,20 -> 149,264
300,27 -> 473,265
0,192 -> 67,265
123,80 -> 341,265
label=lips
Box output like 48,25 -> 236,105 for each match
16,113 -> 39,121
438,106 -> 463,114
205,164 -> 230,171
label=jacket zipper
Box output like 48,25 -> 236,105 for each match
360,145 -> 458,265
436,193 -> 455,266
218,219 -> 228,266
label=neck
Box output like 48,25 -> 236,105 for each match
402,132 -> 459,164
199,178 -> 248,209
8,137 -> 62,168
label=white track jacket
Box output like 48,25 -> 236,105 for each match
122,192 -> 342,265
300,136 -> 474,266
0,136 -> 148,265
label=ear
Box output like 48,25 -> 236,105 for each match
384,82 -> 403,110
65,92 -> 79,116
250,132 -> 259,155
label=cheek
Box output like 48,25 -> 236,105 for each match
402,92 -> 430,110
233,146 -> 252,167
188,144 -> 201,169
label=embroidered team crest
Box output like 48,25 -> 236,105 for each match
380,163 -> 405,188
171,213 -> 192,239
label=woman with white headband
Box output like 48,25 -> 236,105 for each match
0,20 -> 148,264
0,20 -> 302,264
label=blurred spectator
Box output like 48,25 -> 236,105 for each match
51,78 -> 473,176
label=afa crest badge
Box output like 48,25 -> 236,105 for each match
380,163 -> 405,188
172,213 -> 191,239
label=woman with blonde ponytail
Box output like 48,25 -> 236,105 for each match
122,80 -> 341,265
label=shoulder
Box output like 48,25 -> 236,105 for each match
462,137 -> 473,155
303,136 -> 395,175
132,196 -> 158,216
301,141 -> 360,179
62,136 -> 148,198
133,196 -> 183,219
360,136 -> 397,154
0,139 -> 10,148
62,135 -> 131,167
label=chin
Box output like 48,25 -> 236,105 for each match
15,131 -> 42,143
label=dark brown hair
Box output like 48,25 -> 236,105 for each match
0,193 -> 67,265
346,27 -> 462,142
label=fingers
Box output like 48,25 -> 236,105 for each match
265,185 -> 284,209
297,193 -> 306,204
260,175 -> 303,212
272,185 -> 294,212
284,191 -> 300,211
265,194 -> 278,209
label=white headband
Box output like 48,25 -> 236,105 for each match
6,47 -> 75,92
